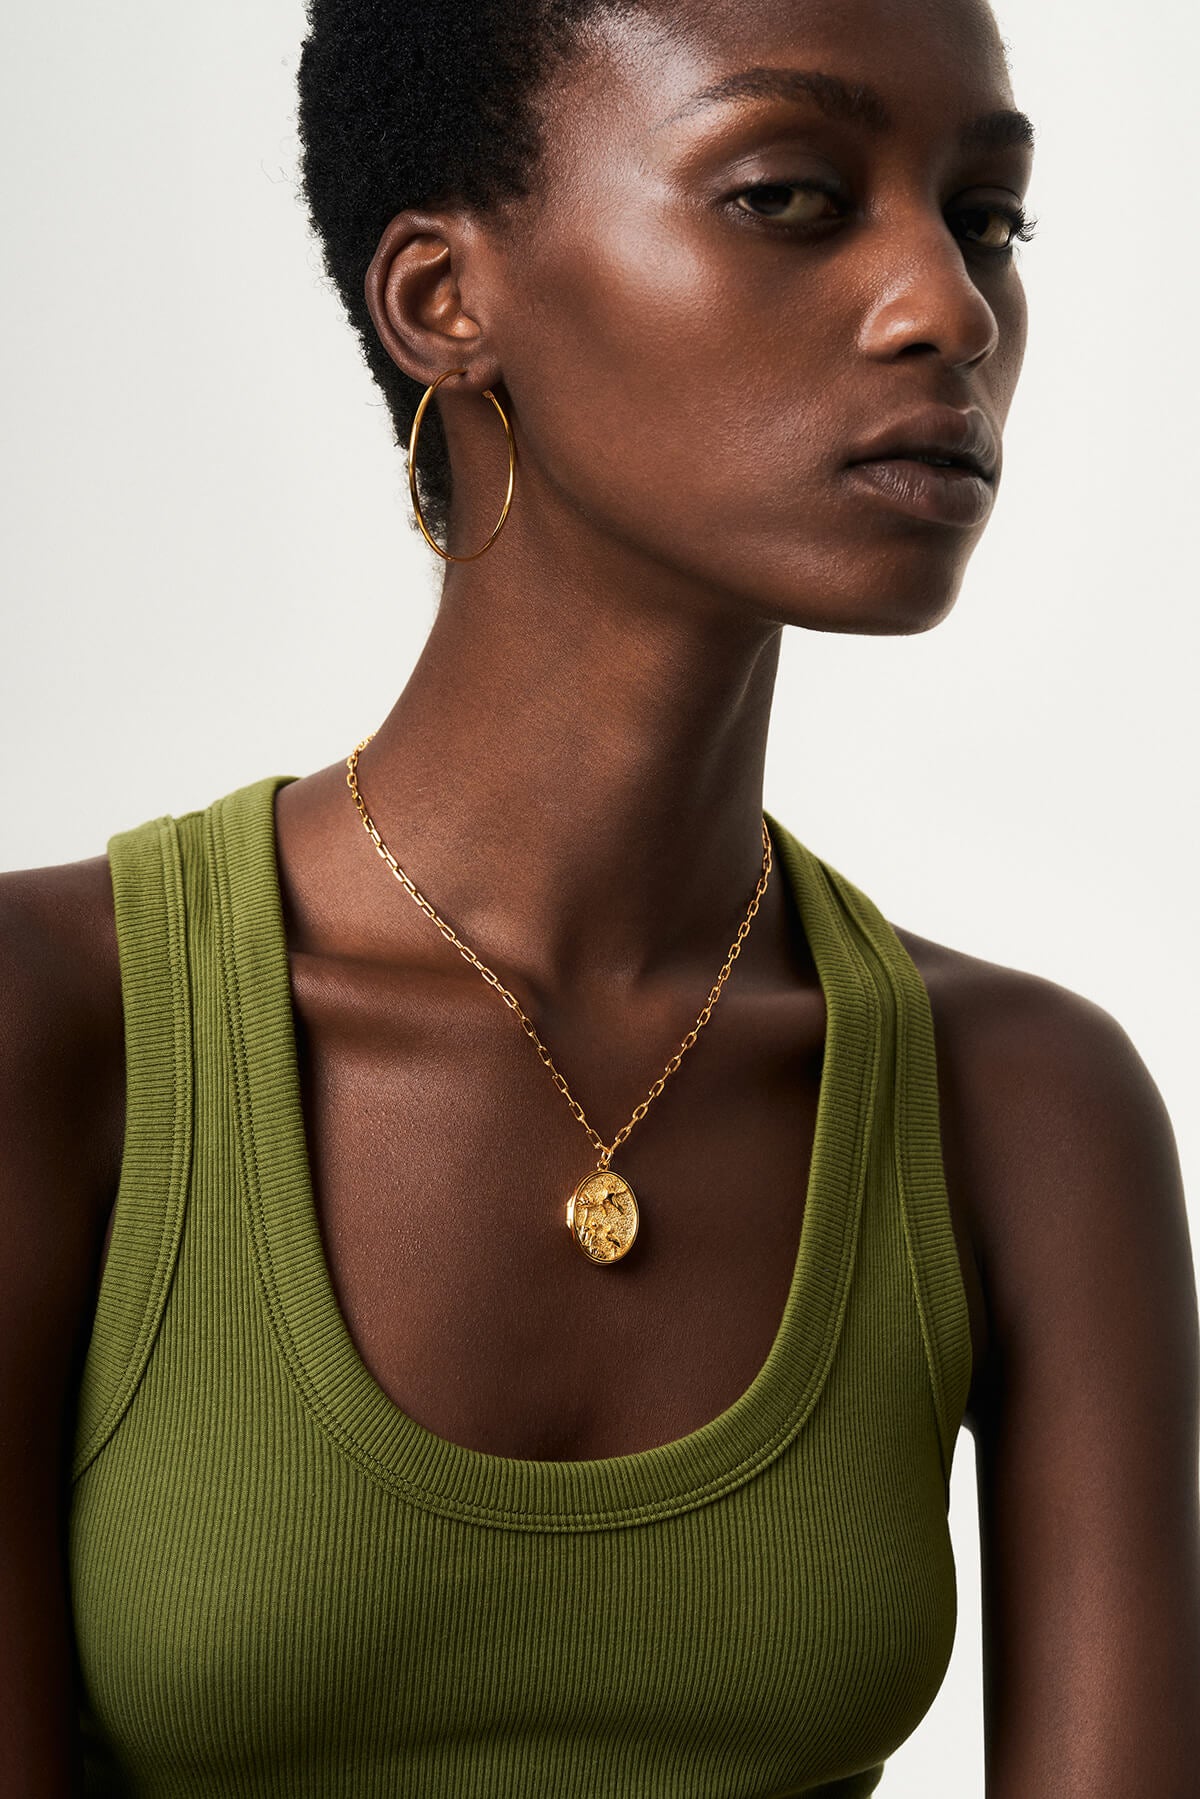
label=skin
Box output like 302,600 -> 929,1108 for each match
1,0 -> 1198,1790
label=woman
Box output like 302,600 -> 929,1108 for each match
3,0 -> 1198,1791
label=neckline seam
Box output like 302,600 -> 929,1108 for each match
215,776 -> 881,1531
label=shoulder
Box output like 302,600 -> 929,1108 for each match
894,913 -> 1140,1072
893,919 -> 1186,1353
888,926 -> 1142,1409
894,918 -> 1191,1389
0,851 -> 124,1140
0,852 -> 125,1327
892,917 -> 1170,1177
0,858 -> 126,1772
894,924 -> 1200,1786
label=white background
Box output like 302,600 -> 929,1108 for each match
2,1 -> 1196,1788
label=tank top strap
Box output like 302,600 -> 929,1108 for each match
72,808 -> 196,1483
812,852 -> 973,1492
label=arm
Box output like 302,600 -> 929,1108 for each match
0,862 -> 124,1794
945,968 -> 1200,1794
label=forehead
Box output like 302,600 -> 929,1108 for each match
555,0 -> 1016,145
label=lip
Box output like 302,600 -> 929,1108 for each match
844,406 -> 1000,483
841,458 -> 995,527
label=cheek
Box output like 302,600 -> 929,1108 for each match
990,277 -> 1030,422
497,212 -> 841,530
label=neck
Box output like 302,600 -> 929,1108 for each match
343,560 -> 789,999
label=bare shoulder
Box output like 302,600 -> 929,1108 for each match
0,850 -> 125,1211
892,911 -> 1148,1078
891,915 -> 1177,1154
0,847 -> 126,1392
0,849 -> 127,1410
0,853 -> 125,1779
894,922 -> 1200,1793
892,917 -> 1192,1393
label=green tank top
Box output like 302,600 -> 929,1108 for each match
68,774 -> 973,1796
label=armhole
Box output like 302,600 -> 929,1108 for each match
822,868 -> 973,1497
71,812 -> 194,1485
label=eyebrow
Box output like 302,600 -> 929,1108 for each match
654,66 -> 1036,154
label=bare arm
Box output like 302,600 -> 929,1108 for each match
944,967 -> 1200,1794
0,860 -> 123,1794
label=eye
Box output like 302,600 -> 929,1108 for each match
953,201 -> 1038,254
729,181 -> 845,229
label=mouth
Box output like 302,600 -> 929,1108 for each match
841,410 -> 999,526
841,456 -> 995,527
855,448 -> 992,479
845,407 -> 999,480
849,444 -> 1000,482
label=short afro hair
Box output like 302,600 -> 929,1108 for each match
297,1 -> 633,546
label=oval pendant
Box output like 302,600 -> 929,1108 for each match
566,1167 -> 639,1264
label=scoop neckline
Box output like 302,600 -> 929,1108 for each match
212,773 -> 883,1532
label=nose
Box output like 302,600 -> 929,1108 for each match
856,214 -> 1001,371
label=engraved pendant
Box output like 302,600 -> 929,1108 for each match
566,1165 -> 639,1264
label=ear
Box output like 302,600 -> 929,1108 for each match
363,211 -> 496,391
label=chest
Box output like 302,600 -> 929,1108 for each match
90,938 -> 989,1453
286,954 -> 831,1461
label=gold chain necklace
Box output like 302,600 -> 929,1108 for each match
345,733 -> 773,1265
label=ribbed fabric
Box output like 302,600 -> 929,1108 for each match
68,774 -> 973,1797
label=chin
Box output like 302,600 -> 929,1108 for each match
844,584 -> 962,636
766,547 -> 970,636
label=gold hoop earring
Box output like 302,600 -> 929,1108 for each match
407,367 -> 516,562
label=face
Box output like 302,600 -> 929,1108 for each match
442,0 -> 1032,635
